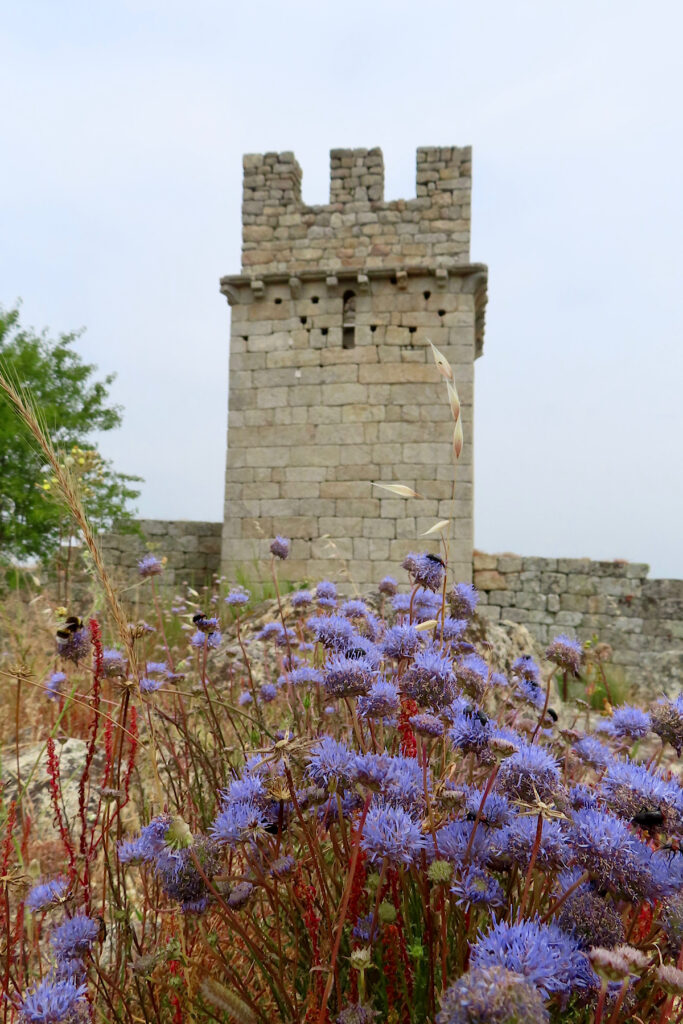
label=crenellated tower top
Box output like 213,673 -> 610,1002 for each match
240,146 -> 472,276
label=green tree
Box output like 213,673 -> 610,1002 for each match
0,305 -> 142,563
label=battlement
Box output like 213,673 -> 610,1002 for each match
241,146 -> 472,276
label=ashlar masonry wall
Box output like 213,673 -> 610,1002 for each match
220,147 -> 487,586
474,552 -> 683,694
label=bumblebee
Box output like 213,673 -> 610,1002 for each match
56,616 -> 83,640
425,553 -> 446,567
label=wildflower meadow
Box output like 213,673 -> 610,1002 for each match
2,346 -> 683,1024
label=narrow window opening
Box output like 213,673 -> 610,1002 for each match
389,275 -> 397,285
423,290 -> 431,300
242,335 -> 248,341
274,297 -> 282,305
300,315 -> 307,325
370,325 -> 377,333
312,295 -> 319,304
321,327 -> 328,336
408,326 -> 417,334
438,309 -> 446,318
342,289 -> 356,349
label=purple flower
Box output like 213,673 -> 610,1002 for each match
352,752 -> 425,808
651,697 -> 683,755
402,551 -> 446,592
455,653 -> 490,701
260,683 -> 278,703
546,634 -> 583,675
155,837 -> 218,913
381,624 -> 421,660
402,647 -> 456,711
270,854 -> 296,879
210,800 -> 270,847
410,713 -> 444,738
436,617 -> 468,643
190,629 -> 222,649
413,587 -> 443,621
138,553 -> 163,577
323,655 -> 374,698
357,679 -> 400,719
270,535 -> 290,560
451,865 -> 504,908
291,589 -> 312,608
514,677 -> 545,710
361,801 -> 427,865
437,966 -> 549,1024
463,786 -> 514,827
19,976 -> 87,1023
496,744 -> 560,803
434,820 -> 495,867
225,588 -> 250,606
449,582 -> 479,619
307,736 -> 356,787
139,676 -> 163,693
316,580 -> 337,602
238,691 -> 253,706
341,599 -> 368,619
499,816 -> 568,872
558,888 -> 625,950
51,915 -> 99,959
336,1004 -> 378,1024
25,878 -> 68,912
601,758 -> 683,821
573,736 -> 612,768
288,666 -> 324,687
512,655 -> 541,686
57,626 -> 90,665
307,614 -> 355,652
471,917 -> 596,998
600,705 -> 651,740
118,815 -> 171,864
378,576 -> 398,596
448,701 -> 492,759
102,649 -> 126,678
44,672 -> 66,700
568,807 -> 667,901
392,594 -> 411,614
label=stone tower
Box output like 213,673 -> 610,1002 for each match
220,147 -> 487,588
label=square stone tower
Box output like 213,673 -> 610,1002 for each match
220,147 -> 487,587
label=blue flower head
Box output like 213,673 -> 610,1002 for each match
545,634 -> 583,675
496,744 -> 560,803
573,736 -> 612,769
44,672 -> 66,700
210,800 -> 271,847
25,878 -> 68,913
51,915 -> 99,960
471,917 -> 596,998
270,535 -> 290,560
358,679 -> 400,719
437,966 -> 550,1024
402,551 -> 446,592
291,589 -> 312,608
138,554 -> 163,577
306,736 -> 355,788
307,614 -> 355,651
381,624 -> 421,660
451,865 -> 504,909
361,801 -> 427,866
402,647 -> 456,711
449,582 -> 479,619
378,576 -> 397,596
19,976 -> 87,1023
512,655 -> 541,686
323,655 -> 374,698
225,588 -> 250,607
601,705 -> 651,741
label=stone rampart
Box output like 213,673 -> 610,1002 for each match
99,520 -> 222,588
474,552 -> 683,695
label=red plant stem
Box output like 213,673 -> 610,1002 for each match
46,736 -> 76,881
317,795 -> 371,1024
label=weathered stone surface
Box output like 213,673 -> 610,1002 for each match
473,569 -> 507,591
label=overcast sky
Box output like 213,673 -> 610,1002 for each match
2,0 -> 682,578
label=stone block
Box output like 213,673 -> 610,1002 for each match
473,552 -> 497,571
497,556 -> 523,573
473,570 -> 507,590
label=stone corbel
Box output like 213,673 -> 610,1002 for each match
434,267 -> 449,290
289,276 -> 302,298
250,279 -> 265,298
221,282 -> 240,306
357,273 -> 369,293
325,275 -> 339,294
395,270 -> 408,290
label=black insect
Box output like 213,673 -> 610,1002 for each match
546,707 -> 559,722
425,554 -> 446,567
192,612 -> 207,624
631,807 -> 665,831
56,616 -> 83,640
463,704 -> 488,726
345,648 -> 368,661
96,915 -> 107,942
661,839 -> 683,862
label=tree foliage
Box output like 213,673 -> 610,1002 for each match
0,305 -> 142,562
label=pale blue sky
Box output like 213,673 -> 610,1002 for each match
2,0 -> 682,577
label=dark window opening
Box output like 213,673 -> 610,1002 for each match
389,275 -> 397,285
370,324 -> 377,333
242,335 -> 248,341
274,297 -> 282,305
423,290 -> 431,300
322,327 -> 328,336
409,326 -> 417,334
312,296 -> 319,304
342,289 -> 356,349
300,316 -> 307,325
438,309 -> 446,317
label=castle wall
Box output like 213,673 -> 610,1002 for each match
99,520 -> 222,588
220,146 -> 487,587
474,552 -> 683,695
